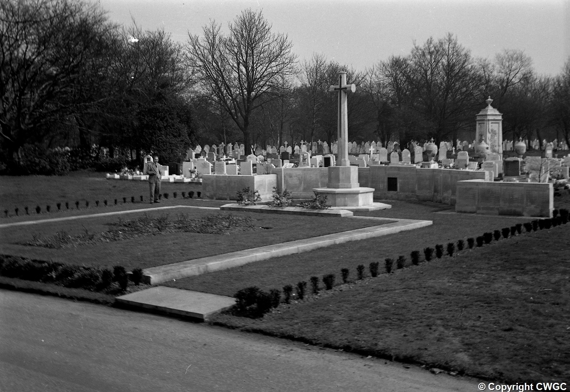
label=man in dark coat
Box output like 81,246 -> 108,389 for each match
144,155 -> 163,203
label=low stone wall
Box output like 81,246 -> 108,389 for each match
455,180 -> 553,217
359,166 -> 489,205
273,167 -> 329,199
202,174 -> 277,202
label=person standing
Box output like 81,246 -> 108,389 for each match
144,155 -> 163,203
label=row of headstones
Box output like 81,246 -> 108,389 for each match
503,139 -> 570,151
520,156 -> 570,181
188,139 -> 467,161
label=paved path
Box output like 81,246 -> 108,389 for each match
0,290 -> 480,392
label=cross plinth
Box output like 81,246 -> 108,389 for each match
330,72 -> 356,167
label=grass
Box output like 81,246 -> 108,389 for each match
209,223 -> 570,383
0,207 -> 389,270
0,169 -> 205,215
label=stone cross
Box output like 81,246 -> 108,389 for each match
330,71 -> 356,167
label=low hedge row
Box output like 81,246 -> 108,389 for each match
0,255 -> 145,294
1,191 -> 203,218
230,208 -> 570,318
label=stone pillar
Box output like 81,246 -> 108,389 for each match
476,97 -> 503,159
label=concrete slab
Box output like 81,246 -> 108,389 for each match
116,286 -> 234,321
143,217 -> 432,285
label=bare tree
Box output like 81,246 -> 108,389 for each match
187,9 -> 297,151
550,58 -> 570,147
0,0 -> 113,165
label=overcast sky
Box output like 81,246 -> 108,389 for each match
98,0 -> 569,77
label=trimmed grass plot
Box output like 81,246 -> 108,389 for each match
0,207 -> 391,270
209,223 -> 570,383
164,202 -> 530,296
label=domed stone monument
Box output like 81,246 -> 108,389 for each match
475,97 -> 503,159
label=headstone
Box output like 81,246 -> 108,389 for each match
203,145 -> 210,153
401,149 -> 411,164
299,151 -> 310,167
486,152 -> 503,175
240,161 -> 253,175
239,144 -> 245,155
323,155 -> 336,167
294,145 -> 300,155
456,151 -> 469,169
481,161 -> 497,179
442,159 -> 453,168
545,143 -> 554,158
233,150 -> 241,160
246,154 -> 257,163
503,158 -> 521,177
414,146 -> 423,163
438,144 -> 448,161
468,162 -> 479,170
279,145 -> 286,153
390,151 -> 399,164
323,142 -> 330,154
196,159 -> 212,175
214,161 -> 226,175
310,155 -> 323,168
286,146 -> 292,154
207,152 -> 217,162
226,164 -> 238,175
256,162 -> 268,174
280,151 -> 290,161
226,143 -> 233,156
182,161 -> 195,178
357,157 -> 367,168
185,148 -> 195,161
331,142 -> 338,154
379,148 -> 388,162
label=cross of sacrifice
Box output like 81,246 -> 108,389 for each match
329,71 -> 356,167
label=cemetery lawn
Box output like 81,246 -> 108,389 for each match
0,170 -> 205,212
0,207 -> 389,270
209,222 -> 570,384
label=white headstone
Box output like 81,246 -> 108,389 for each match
390,151 -> 399,164
439,144 -> 448,161
182,161 -> 195,178
214,161 -> 226,175
226,164 -> 238,175
456,151 -> 469,169
240,161 -> 253,175
412,146 -> 422,163
481,161 -> 497,179
196,159 -> 212,175
402,149 -> 411,164
379,148 -> 388,162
